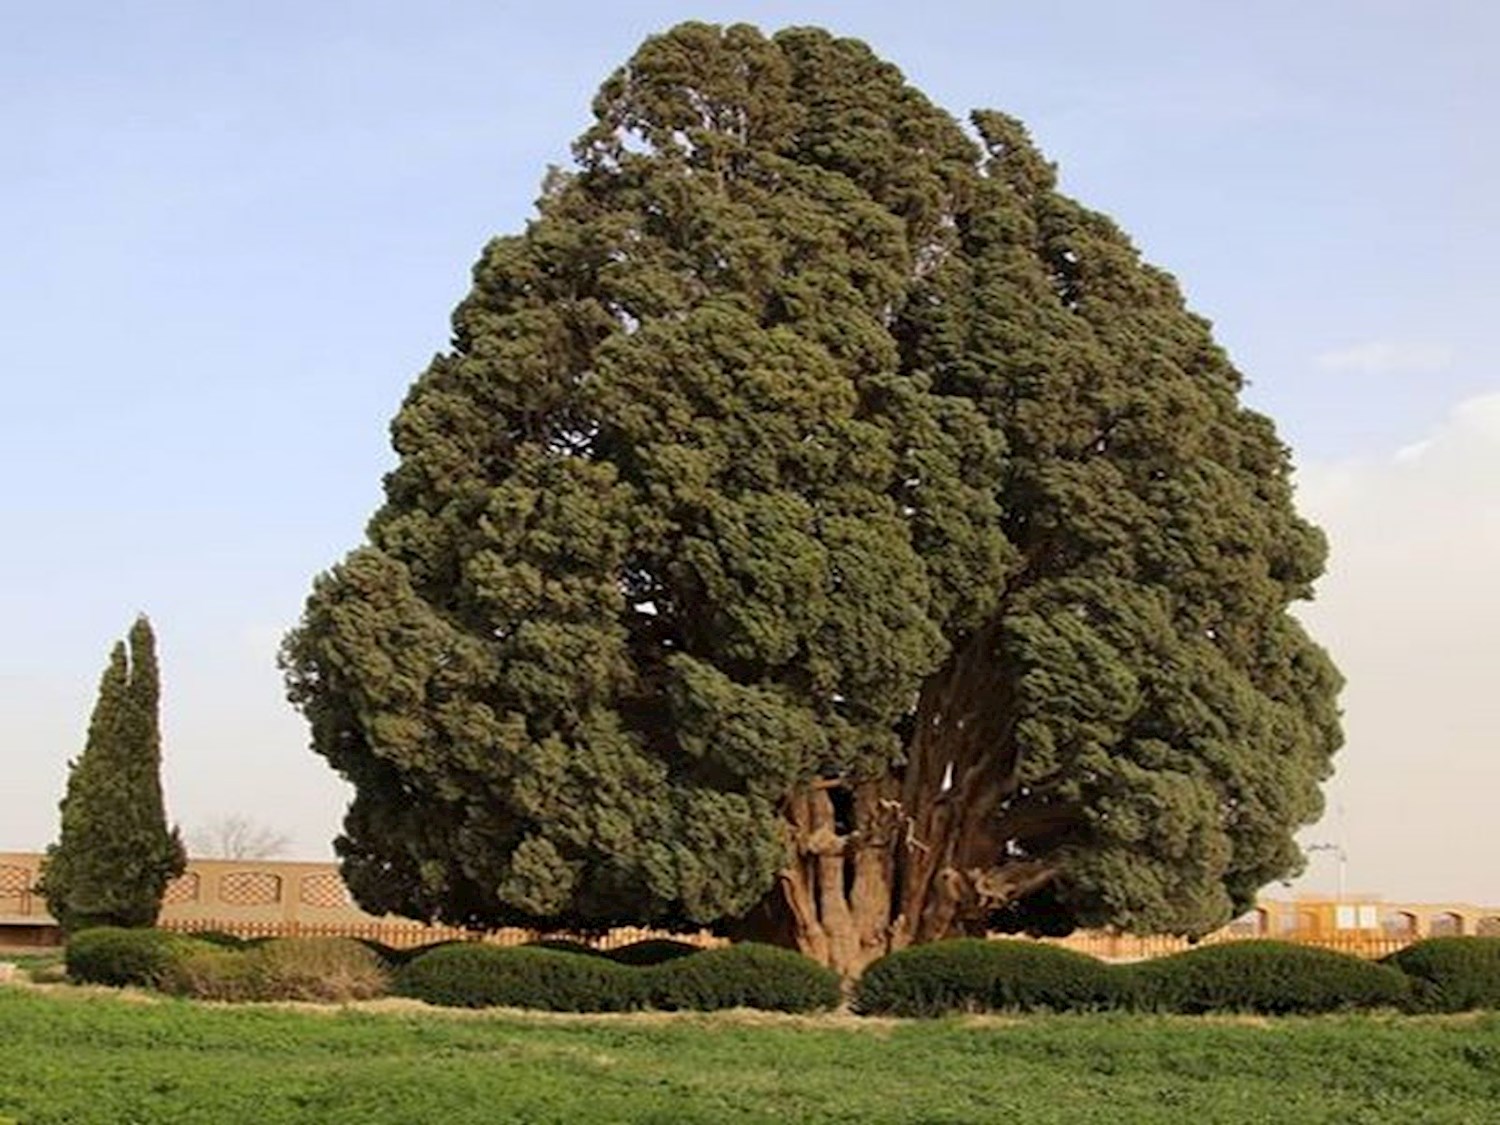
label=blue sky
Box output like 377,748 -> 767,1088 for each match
3,2 -> 1494,905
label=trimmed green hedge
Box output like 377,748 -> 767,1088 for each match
854,939 -> 1124,1017
1384,937 -> 1500,1012
78,928 -> 1496,1018
396,941 -> 836,1013
525,938 -> 611,958
1133,941 -> 1410,1014
646,943 -> 840,1013
188,930 -> 249,949
606,939 -> 703,967
65,928 -> 212,987
396,945 -> 643,1011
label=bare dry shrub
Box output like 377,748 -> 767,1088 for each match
162,937 -> 388,1003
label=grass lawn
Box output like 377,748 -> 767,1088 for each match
0,986 -> 1496,1124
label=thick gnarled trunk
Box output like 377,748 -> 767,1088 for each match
775,781 -> 1059,980
770,624 -> 1066,980
777,781 -> 900,979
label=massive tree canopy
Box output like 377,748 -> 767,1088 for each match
284,22 -> 1341,977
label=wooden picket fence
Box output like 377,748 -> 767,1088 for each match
158,917 -> 1414,962
158,917 -> 725,953
1036,930 -> 1414,962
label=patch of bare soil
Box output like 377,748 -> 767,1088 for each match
231,995 -> 897,1033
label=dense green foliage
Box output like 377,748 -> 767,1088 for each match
1132,940 -> 1410,1015
3,990 -> 1499,1124
189,930 -> 250,949
159,938 -> 389,1003
853,938 -> 1123,1016
55,930 -> 845,1014
606,938 -> 703,966
1386,937 -> 1500,1013
283,21 -> 1341,956
65,927 -> 209,988
394,940 -> 834,1012
395,944 -> 643,1011
647,942 -> 841,1012
525,938 -> 611,958
39,618 -> 187,932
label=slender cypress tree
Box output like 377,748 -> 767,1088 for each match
284,23 -> 1341,977
39,616 -> 186,931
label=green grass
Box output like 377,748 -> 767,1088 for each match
0,988 -> 1496,1123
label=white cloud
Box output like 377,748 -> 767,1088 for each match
1291,391 -> 1500,904
1452,393 -> 1500,441
1315,340 -> 1454,376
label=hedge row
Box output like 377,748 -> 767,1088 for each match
66,928 -> 215,988
854,938 -> 1500,1016
64,928 -> 1500,1017
1126,941 -> 1410,1015
1383,937 -> 1500,1012
394,942 -> 841,1013
855,939 -> 1123,1016
67,929 -> 389,1001
62,929 -> 839,1013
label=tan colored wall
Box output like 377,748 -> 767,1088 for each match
0,852 -> 47,925
5,850 -> 1498,952
0,851 -> 719,950
0,851 -> 395,931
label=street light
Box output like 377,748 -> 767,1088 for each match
1305,842 -> 1347,902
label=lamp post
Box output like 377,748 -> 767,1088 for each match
1306,842 -> 1348,916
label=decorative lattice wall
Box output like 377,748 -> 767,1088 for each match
0,865 -> 33,902
298,873 -> 350,909
162,872 -> 200,905
218,871 -> 282,906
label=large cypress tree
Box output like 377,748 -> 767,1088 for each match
39,616 -> 186,931
284,23 -> 1341,977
